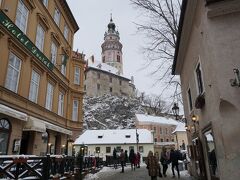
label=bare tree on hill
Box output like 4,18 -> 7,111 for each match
131,0 -> 182,104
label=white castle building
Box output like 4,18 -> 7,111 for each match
84,17 -> 135,97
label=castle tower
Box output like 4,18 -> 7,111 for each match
101,16 -> 123,74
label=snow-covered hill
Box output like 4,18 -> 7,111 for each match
83,94 -> 145,130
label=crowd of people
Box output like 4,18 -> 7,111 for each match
146,147 -> 185,179
112,148 -> 141,173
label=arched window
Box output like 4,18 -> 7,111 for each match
0,119 -> 11,155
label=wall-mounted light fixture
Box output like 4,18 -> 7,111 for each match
230,68 -> 240,87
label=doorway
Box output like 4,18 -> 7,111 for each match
20,131 -> 31,154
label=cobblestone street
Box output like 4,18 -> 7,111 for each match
85,164 -> 193,180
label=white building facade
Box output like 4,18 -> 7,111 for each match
74,129 -> 154,160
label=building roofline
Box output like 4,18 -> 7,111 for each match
60,0 -> 79,33
86,66 -> 131,81
172,0 -> 187,75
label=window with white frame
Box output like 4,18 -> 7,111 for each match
42,0 -> 48,7
58,92 -> 64,116
195,63 -> 204,95
50,42 -> 57,65
5,53 -> 22,93
187,88 -> 193,112
61,55 -> 66,75
29,70 -> 40,103
45,82 -> 54,110
53,8 -> 60,26
64,24 -> 69,40
72,99 -> 78,121
15,0 -> 29,33
74,67 -> 80,85
35,24 -> 45,51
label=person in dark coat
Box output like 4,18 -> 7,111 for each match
160,146 -> 169,177
146,151 -> 159,180
129,149 -> 136,170
124,150 -> 128,166
136,152 -> 141,168
120,149 -> 125,173
113,148 -> 118,169
170,148 -> 180,178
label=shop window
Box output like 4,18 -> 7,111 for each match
106,147 -> 111,153
139,146 -> 144,153
0,119 -> 11,155
203,129 -> 219,179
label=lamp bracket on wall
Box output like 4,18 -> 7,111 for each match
230,68 -> 240,87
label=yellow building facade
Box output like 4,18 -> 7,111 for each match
0,0 -> 84,156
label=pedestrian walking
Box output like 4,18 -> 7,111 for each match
170,147 -> 180,178
124,150 -> 128,166
146,150 -> 159,180
155,151 -> 163,177
129,149 -> 136,171
136,152 -> 141,168
120,149 -> 125,173
113,148 -> 118,169
160,146 -> 169,177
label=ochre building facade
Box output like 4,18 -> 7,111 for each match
0,0 -> 84,156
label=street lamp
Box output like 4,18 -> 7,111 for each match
172,103 -> 179,120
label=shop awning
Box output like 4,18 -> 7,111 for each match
0,104 -> 28,121
24,116 -> 72,135
23,116 -> 46,133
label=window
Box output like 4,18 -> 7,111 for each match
72,99 -> 78,121
203,129 -> 219,178
53,8 -> 60,26
29,70 -> 40,103
50,42 -> 57,65
97,73 -> 100,79
187,88 -> 193,112
74,67 -> 80,85
84,85 -> 86,91
117,55 -> 120,62
166,139 -> 169,142
35,24 -> 45,51
154,138 -> 157,142
110,76 -> 112,83
172,139 -> 174,142
45,83 -> 54,110
61,55 -> 66,76
15,0 -> 29,33
106,147 -> 111,153
160,127 -> 162,134
195,63 -> 204,95
58,92 -> 64,116
125,135 -> 131,138
119,80 -> 122,86
0,119 -> 10,155
64,24 -> 69,40
139,146 -> 144,153
102,56 -> 105,63
42,0 -> 48,7
98,136 -> 103,139
161,139 -> 163,142
95,147 -> 100,153
110,87 -> 112,92
5,53 -> 22,93
97,84 -> 100,90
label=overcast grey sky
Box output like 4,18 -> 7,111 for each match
66,0 -> 167,95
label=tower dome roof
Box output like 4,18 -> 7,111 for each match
108,17 -> 116,31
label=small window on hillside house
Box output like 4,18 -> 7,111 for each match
125,135 -> 131,138
98,135 -> 103,139
106,147 -> 111,153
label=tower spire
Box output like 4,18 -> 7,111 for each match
110,13 -> 113,22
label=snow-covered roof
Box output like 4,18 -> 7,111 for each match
74,129 -> 153,145
87,60 -> 130,80
172,122 -> 186,133
135,114 -> 179,126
